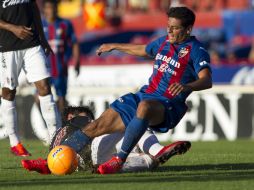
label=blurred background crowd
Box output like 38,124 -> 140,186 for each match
37,0 -> 254,66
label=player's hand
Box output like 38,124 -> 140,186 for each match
41,40 -> 54,57
11,25 -> 33,40
96,44 -> 115,56
44,44 -> 54,57
168,83 -> 191,96
74,61 -> 80,76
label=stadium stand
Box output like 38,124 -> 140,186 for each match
51,0 -> 254,65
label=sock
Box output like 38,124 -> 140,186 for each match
148,143 -> 165,156
117,116 -> 148,161
61,129 -> 92,153
138,130 -> 164,156
39,94 -> 61,140
1,98 -> 20,147
122,153 -> 156,172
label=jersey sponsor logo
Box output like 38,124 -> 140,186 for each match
155,63 -> 177,76
199,61 -> 208,66
118,97 -> 124,103
155,53 -> 180,69
2,0 -> 30,8
56,28 -> 63,36
199,46 -> 208,52
178,47 -> 189,58
48,39 -> 64,53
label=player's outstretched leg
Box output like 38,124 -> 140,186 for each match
154,141 -> 191,164
97,100 -> 165,175
97,117 -> 148,174
21,158 -> 51,175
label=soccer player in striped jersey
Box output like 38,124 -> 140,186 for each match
62,6 -> 212,174
41,0 -> 80,112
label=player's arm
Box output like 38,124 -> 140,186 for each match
96,43 -> 148,57
66,20 -> 80,75
72,42 -> 81,76
31,1 -> 53,56
169,44 -> 212,96
168,68 -> 212,96
186,68 -> 212,91
0,19 -> 33,40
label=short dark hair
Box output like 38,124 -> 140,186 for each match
62,106 -> 95,123
43,0 -> 58,6
167,7 -> 196,28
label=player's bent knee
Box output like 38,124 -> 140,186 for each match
136,101 -> 154,118
1,88 -> 16,101
82,120 -> 103,138
82,107 -> 125,138
34,80 -> 51,96
37,87 -> 51,96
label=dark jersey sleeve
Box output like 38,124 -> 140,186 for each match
145,36 -> 166,58
0,5 -> 3,18
49,116 -> 91,151
191,45 -> 212,74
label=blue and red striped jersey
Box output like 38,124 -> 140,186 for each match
42,17 -> 77,78
141,35 -> 211,102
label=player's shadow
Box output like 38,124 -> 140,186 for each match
154,163 -> 254,172
0,163 -> 254,187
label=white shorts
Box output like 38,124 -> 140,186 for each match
91,133 -> 157,172
91,133 -> 123,165
0,45 -> 50,90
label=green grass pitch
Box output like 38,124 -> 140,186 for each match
0,139 -> 254,190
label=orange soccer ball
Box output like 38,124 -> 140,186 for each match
47,145 -> 78,175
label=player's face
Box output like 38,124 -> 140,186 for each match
43,2 -> 57,22
167,17 -> 192,44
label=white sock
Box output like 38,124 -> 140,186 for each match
138,130 -> 164,156
148,143 -> 164,156
38,94 -> 61,140
122,153 -> 158,172
1,98 -> 20,147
